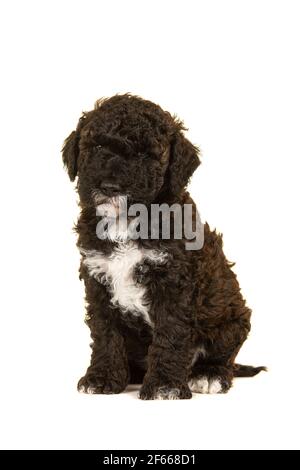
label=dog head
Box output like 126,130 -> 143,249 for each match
62,94 -> 200,207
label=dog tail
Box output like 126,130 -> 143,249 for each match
233,364 -> 267,377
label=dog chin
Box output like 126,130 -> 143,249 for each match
93,191 -> 128,217
92,190 -> 109,205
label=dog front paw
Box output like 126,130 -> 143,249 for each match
139,383 -> 192,400
188,375 -> 231,394
77,374 -> 126,395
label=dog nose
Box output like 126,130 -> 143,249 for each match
100,182 -> 121,194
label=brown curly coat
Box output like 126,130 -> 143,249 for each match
62,94 -> 265,399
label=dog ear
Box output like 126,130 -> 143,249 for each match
167,132 -> 200,195
62,130 -> 80,182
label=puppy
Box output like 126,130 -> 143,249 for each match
62,94 -> 265,399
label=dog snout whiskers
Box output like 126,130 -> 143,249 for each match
100,182 -> 121,195
92,190 -> 108,205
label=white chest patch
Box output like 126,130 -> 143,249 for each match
80,242 -> 167,326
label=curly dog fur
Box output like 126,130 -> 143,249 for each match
62,94 -> 265,399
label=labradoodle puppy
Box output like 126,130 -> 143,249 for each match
62,94 -> 265,400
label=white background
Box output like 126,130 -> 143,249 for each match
0,0 -> 299,450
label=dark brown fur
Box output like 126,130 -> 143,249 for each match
62,94 -> 265,399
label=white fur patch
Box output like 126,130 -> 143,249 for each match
78,385 -> 97,395
208,379 -> 222,394
95,194 -> 127,218
155,387 -> 180,400
95,195 -> 131,243
81,195 -> 167,326
189,377 -> 209,393
80,243 -> 167,326
188,377 -> 222,394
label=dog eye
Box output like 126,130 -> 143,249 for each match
95,145 -> 102,150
